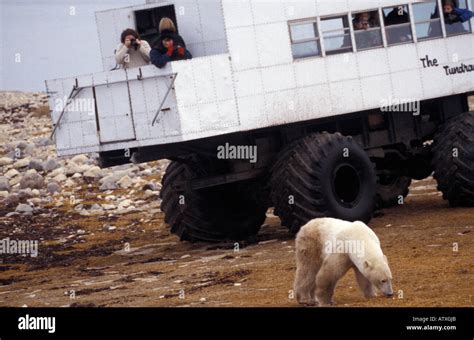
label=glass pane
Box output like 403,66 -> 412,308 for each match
413,1 -> 440,21
353,10 -> 381,30
416,20 -> 443,40
320,17 -> 346,32
292,41 -> 320,59
385,24 -> 413,45
321,16 -> 352,54
355,29 -> 383,50
383,5 -> 410,26
290,22 -> 317,41
446,21 -> 471,34
324,34 -> 352,53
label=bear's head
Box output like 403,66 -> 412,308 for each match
363,255 -> 393,297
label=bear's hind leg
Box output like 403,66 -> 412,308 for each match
294,251 -> 320,305
354,267 -> 376,299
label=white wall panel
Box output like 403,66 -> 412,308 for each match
211,56 -> 235,101
387,44 -> 418,73
261,64 -> 296,92
296,83 -> 333,120
94,70 -> 136,143
317,0 -> 348,16
96,7 -> 134,72
445,34 -> 474,62
235,69 -> 264,97
283,0 -> 317,20
193,60 -> 216,103
330,79 -> 364,113
204,40 -> 228,56
172,59 -> 197,107
348,1 -> 381,12
326,53 -> 358,82
360,74 -> 392,108
251,0 -> 286,25
227,26 -> 260,71
237,95 -> 268,129
391,69 -> 423,99
357,49 -> 390,77
175,1 -> 203,45
264,89 -> 298,124
222,0 -> 254,28
294,58 -> 328,87
256,22 -> 293,67
198,0 -> 227,41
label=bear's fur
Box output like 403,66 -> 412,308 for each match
294,217 -> 393,306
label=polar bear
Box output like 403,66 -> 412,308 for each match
294,217 -> 393,306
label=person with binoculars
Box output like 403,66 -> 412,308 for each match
150,17 -> 192,69
115,28 -> 151,69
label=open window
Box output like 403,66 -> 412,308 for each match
96,2 -> 228,72
289,19 -> 321,59
320,15 -> 353,55
442,0 -> 472,36
134,5 -> 177,49
413,1 -> 443,41
383,5 -> 413,45
352,10 -> 383,50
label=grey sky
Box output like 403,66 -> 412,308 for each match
0,0 -> 144,92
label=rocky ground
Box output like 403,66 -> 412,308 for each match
0,92 -> 473,307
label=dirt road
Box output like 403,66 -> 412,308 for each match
0,176 -> 473,307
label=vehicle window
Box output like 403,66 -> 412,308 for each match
289,20 -> 321,59
352,10 -> 383,50
320,15 -> 352,55
443,0 -> 472,36
383,5 -> 413,45
135,5 -> 177,49
413,1 -> 443,40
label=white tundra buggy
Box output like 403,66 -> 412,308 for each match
46,0 -> 474,242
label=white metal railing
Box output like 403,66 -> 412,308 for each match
50,70 -> 178,139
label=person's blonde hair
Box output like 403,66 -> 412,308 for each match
159,17 -> 176,33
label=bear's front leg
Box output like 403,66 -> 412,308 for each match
354,267 -> 376,299
314,270 -> 337,306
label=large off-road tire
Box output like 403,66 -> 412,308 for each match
270,132 -> 376,233
376,175 -> 411,208
432,112 -> 474,207
160,161 -> 269,242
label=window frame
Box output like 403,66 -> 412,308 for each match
286,1 -> 473,63
412,0 -> 444,42
288,18 -> 322,60
442,0 -> 473,37
382,4 -> 414,46
351,9 -> 384,51
319,14 -> 354,56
